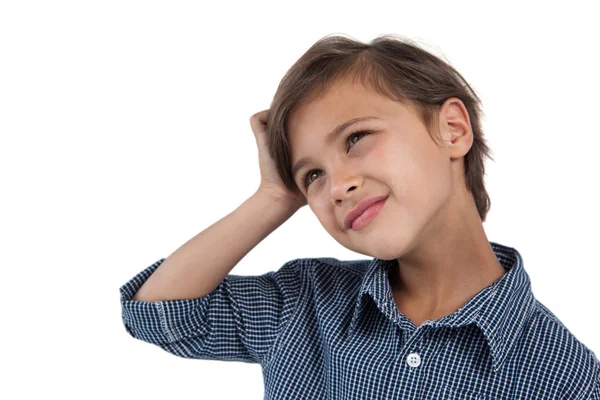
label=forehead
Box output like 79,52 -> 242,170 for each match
287,80 -> 414,159
287,80 -> 392,141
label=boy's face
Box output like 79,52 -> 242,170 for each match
287,79 -> 472,260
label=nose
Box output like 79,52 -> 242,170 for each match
330,169 -> 362,205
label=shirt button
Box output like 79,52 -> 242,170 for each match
406,352 -> 421,367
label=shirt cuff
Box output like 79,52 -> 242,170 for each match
119,258 -> 211,345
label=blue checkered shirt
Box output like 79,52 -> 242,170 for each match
120,241 -> 600,399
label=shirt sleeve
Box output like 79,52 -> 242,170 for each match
119,257 -> 303,365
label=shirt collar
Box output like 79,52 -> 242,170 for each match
348,241 -> 536,373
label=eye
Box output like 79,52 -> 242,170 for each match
346,130 -> 371,151
304,170 -> 323,188
302,130 -> 372,189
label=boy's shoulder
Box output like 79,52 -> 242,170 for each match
519,297 -> 599,388
287,256 -> 375,279
530,299 -> 598,358
278,256 -> 377,296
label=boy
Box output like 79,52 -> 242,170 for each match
120,34 -> 599,399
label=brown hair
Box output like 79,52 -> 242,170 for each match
266,33 -> 494,222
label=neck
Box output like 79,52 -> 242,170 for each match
390,193 -> 506,322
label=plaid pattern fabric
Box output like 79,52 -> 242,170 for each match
120,241 -> 599,399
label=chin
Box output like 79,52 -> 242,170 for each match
367,247 -> 404,261
334,238 -> 398,260
354,230 -> 415,261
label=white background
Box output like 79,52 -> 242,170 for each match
1,0 -> 598,398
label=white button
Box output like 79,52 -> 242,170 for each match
406,352 -> 421,367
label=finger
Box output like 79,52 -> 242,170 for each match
250,110 -> 270,136
256,109 -> 270,124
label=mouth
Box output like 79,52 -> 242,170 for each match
344,195 -> 388,231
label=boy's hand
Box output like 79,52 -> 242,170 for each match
250,109 -> 307,212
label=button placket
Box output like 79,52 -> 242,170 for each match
405,328 -> 429,369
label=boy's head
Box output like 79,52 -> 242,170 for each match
266,34 -> 494,259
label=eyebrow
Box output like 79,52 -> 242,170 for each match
291,116 -> 381,182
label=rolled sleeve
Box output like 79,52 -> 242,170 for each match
119,258 -> 303,365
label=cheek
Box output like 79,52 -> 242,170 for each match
373,138 -> 446,206
310,199 -> 335,229
369,139 -> 416,189
403,149 -> 452,213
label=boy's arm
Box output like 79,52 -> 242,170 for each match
119,191 -> 305,364
119,254 -> 304,364
132,107 -> 307,303
120,109 -> 308,363
133,191 -> 298,302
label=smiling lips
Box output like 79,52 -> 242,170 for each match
344,195 -> 388,230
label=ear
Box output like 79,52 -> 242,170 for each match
437,97 -> 473,160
